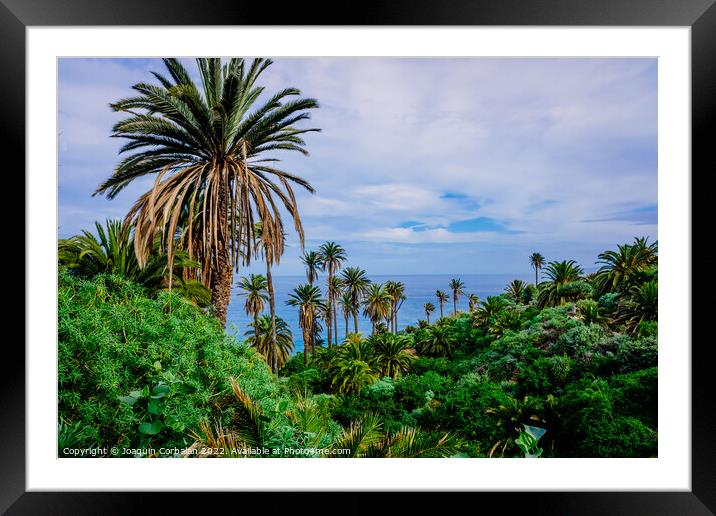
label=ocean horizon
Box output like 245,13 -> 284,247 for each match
225,273 -> 538,354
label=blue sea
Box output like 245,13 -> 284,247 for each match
225,273 -> 534,354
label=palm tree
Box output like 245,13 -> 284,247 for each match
468,294 -> 480,312
594,237 -> 658,295
537,260 -> 585,308
96,58 -> 319,326
505,279 -> 528,303
237,274 -> 268,345
419,326 -> 456,357
362,283 -> 392,336
384,281 -> 406,333
370,334 -> 416,378
331,413 -> 460,458
329,275 -> 344,346
435,290 -> 449,319
244,315 -> 293,370
286,284 -> 325,365
328,339 -> 378,393
616,280 -> 658,333
449,278 -> 466,315
254,222 -> 284,373
58,219 -> 211,305
473,296 -> 509,327
339,291 -> 354,341
341,267 -> 371,333
301,250 -> 323,285
423,302 -> 436,324
530,252 -> 546,288
318,242 -> 347,348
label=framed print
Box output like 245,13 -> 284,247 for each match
5,0 -> 711,512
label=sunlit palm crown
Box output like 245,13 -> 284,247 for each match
95,58 -> 319,285
301,250 -> 324,284
594,237 -> 658,295
238,274 -> 268,315
286,284 -> 326,326
318,242 -> 347,278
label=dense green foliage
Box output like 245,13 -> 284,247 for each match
58,270 -> 295,455
59,237 -> 657,458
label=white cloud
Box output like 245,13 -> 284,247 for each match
58,57 -> 657,273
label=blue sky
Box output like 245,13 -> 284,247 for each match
58,57 -> 657,275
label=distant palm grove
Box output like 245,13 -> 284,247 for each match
58,58 -> 657,458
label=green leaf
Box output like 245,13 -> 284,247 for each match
129,390 -> 143,398
277,400 -> 289,413
118,395 -> 138,405
147,399 -> 163,415
138,421 -> 163,435
151,384 -> 171,398
153,361 -> 162,371
174,383 -> 197,395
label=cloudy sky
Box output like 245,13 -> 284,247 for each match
58,57 -> 657,275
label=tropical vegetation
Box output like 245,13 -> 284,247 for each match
58,57 -> 657,459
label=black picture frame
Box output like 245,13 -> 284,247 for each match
4,0 -> 709,513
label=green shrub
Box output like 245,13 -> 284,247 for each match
395,371 -> 453,409
433,375 -> 510,456
58,271 -> 290,453
556,377 -> 657,457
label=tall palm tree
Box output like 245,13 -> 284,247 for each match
341,267 -> 371,333
362,283 -> 392,336
244,315 -> 293,370
537,260 -> 585,308
435,290 -> 449,319
468,294 -> 480,312
254,222 -> 284,373
301,250 -> 323,285
339,291 -> 354,341
95,58 -> 319,326
384,280 -> 406,333
237,274 -> 268,345
318,242 -> 347,348
594,237 -> 658,295
423,302 -> 436,324
329,275 -> 344,346
449,278 -> 466,316
286,284 -> 325,365
530,252 -> 546,288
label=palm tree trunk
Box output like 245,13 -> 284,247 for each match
254,313 -> 260,350
535,267 -> 538,288
453,295 -> 457,316
327,268 -> 333,349
311,319 -> 317,358
266,262 -> 278,374
302,326 -> 309,366
210,180 -> 232,327
426,313 -> 430,324
344,313 -> 349,341
371,320 -> 376,336
439,303 -> 444,319
333,299 -> 339,346
353,303 -> 359,334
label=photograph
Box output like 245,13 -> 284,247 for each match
57,56 -> 658,459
